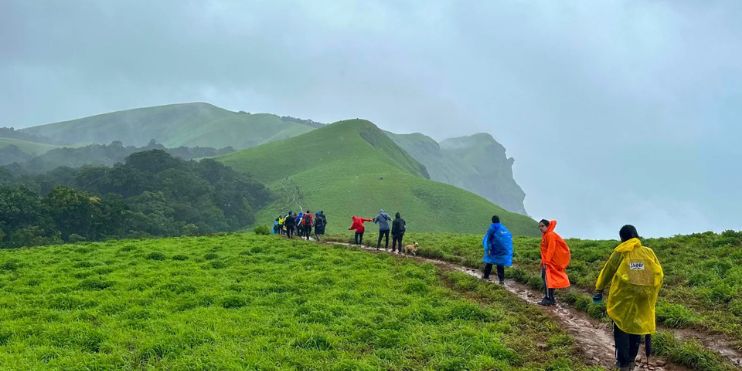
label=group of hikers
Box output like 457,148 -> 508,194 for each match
273,210 -> 327,240
487,216 -> 663,371
348,209 -> 407,252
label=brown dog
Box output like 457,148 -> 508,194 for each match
403,242 -> 419,256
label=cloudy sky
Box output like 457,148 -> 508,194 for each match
2,1 -> 740,238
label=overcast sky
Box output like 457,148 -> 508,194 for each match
2,1 -> 741,238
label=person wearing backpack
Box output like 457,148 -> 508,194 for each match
593,225 -> 664,371
482,215 -> 513,284
538,219 -> 571,306
374,209 -> 392,250
391,212 -> 406,253
301,211 -> 314,240
284,211 -> 296,239
314,210 -> 327,240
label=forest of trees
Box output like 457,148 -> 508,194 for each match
0,150 -> 271,247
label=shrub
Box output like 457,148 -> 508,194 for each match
146,251 -> 166,260
254,225 -> 271,235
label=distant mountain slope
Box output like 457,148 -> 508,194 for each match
9,141 -> 234,174
0,138 -> 59,165
219,119 -> 537,236
20,102 -> 320,149
387,132 -> 527,215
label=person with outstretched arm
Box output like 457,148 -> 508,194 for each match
374,209 -> 391,250
391,212 -> 406,253
482,215 -> 513,284
538,219 -> 571,306
349,215 -> 373,245
593,225 -> 663,371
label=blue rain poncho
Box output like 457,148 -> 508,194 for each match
482,223 -> 513,266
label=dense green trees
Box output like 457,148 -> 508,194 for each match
0,150 -> 272,247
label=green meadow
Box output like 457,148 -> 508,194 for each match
339,230 -> 741,370
0,233 -> 596,369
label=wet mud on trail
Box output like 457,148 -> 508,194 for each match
322,240 -> 690,370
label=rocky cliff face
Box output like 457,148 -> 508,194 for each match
387,132 -> 527,215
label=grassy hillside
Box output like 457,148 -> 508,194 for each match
388,132 -> 527,215
219,119 -> 538,236
371,230 -> 742,370
0,137 -> 57,156
0,233 -> 594,369
20,103 -> 318,149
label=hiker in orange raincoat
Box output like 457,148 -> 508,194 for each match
349,216 -> 373,245
538,219 -> 571,306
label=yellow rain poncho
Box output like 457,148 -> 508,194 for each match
595,238 -> 663,335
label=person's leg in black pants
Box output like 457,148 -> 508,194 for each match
376,230 -> 390,249
541,266 -> 548,298
483,263 -> 493,280
287,226 -> 293,239
614,322 -> 641,369
496,265 -> 505,284
392,233 -> 402,252
354,232 -> 361,244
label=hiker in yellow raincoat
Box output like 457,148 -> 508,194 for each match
594,225 -> 663,371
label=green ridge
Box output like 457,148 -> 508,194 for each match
0,137 -> 58,156
20,103 -> 317,149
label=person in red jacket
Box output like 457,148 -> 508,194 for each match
538,219 -> 571,306
349,215 -> 373,245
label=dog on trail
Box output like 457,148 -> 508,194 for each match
403,242 -> 419,256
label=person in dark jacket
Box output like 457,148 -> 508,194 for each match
391,212 -> 406,253
284,211 -> 296,239
374,209 -> 392,250
314,211 -> 327,241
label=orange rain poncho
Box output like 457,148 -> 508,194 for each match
540,219 -> 571,289
595,238 -> 664,335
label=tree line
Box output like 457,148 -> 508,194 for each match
0,150 -> 271,247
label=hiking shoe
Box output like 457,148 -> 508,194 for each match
482,276 -> 492,282
498,280 -> 505,285
537,298 -> 555,306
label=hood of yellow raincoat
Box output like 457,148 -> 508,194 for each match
614,238 -> 641,253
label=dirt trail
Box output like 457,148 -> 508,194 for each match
323,241 -> 690,370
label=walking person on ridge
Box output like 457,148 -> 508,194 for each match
374,209 -> 391,250
284,211 -> 296,239
593,225 -> 664,371
391,212 -> 406,254
301,210 -> 313,240
482,215 -> 513,285
349,215 -> 373,245
314,210 -> 327,241
538,219 -> 571,306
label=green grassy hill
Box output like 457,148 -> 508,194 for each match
0,137 -> 58,156
0,137 -> 59,165
219,119 -> 538,236
20,103 -> 319,149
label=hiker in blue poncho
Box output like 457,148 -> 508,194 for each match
482,215 -> 513,284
